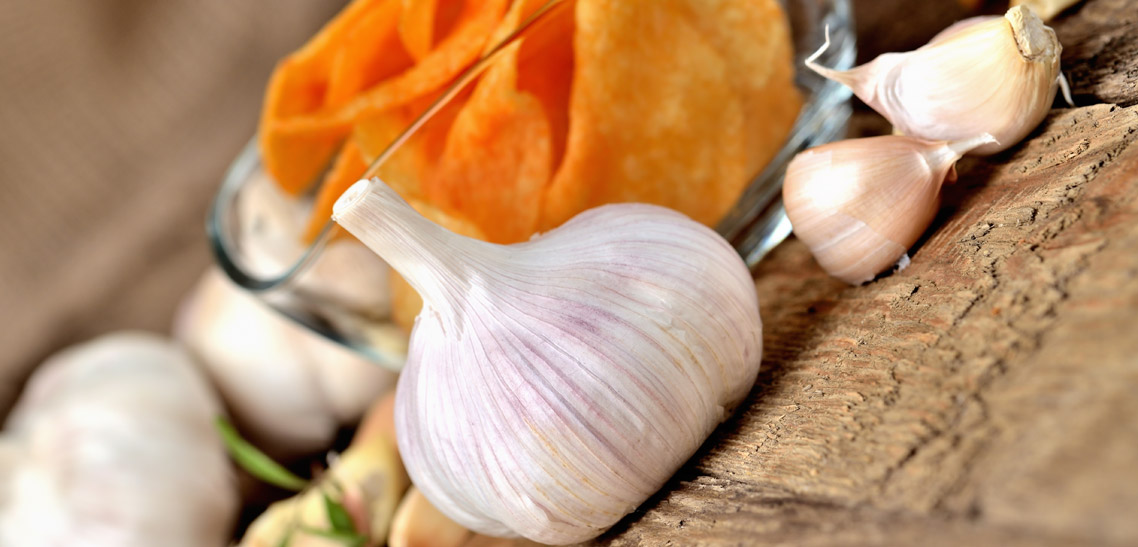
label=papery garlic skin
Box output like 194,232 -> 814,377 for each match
1012,0 -> 1082,21
0,332 -> 237,547
333,179 -> 763,545
175,268 -> 397,458
809,6 -> 1061,155
784,134 -> 995,284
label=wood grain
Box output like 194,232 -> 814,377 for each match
592,1 -> 1138,544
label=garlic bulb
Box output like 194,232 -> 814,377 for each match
175,268 -> 397,458
0,332 -> 237,547
783,134 -> 996,284
807,6 -> 1062,155
333,178 -> 763,545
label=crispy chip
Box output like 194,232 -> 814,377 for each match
260,0 -> 508,196
325,0 -> 412,109
259,0 -> 391,194
398,0 -> 438,61
538,0 -> 801,231
516,0 -> 575,171
270,0 -> 508,138
303,139 -> 368,242
422,44 -> 552,244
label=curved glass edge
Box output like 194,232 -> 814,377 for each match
718,0 -> 856,268
207,141 -> 408,371
206,0 -> 856,368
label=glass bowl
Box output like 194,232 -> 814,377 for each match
208,0 -> 855,371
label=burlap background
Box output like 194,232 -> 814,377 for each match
0,0 -> 347,415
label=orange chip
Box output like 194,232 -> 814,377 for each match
422,44 -> 552,244
259,68 -> 344,196
259,0 -> 392,194
398,0 -> 438,61
516,0 -> 575,173
325,0 -> 412,110
260,0 -> 508,197
538,0 -> 801,231
270,0 -> 509,141
303,138 -> 369,242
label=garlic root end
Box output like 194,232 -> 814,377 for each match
804,25 -> 852,86
1059,72 -> 1075,107
332,178 -> 373,221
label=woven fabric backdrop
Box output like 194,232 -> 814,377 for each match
0,0 -> 346,415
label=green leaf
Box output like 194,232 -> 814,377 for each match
323,490 -> 358,535
296,526 -> 367,547
275,528 -> 294,547
214,416 -> 308,492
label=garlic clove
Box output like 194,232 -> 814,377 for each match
808,6 -> 1061,155
333,178 -> 763,545
783,134 -> 996,284
0,332 -> 238,547
389,487 -> 473,547
174,268 -> 397,458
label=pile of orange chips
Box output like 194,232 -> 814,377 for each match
258,0 -> 802,326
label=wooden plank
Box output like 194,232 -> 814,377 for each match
593,0 -> 1138,544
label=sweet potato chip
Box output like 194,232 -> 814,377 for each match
422,44 -> 552,244
538,0 -> 801,231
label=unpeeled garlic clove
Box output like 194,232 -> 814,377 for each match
333,178 -> 763,545
388,487 -> 473,547
808,6 -> 1062,155
174,268 -> 397,458
783,134 -> 996,284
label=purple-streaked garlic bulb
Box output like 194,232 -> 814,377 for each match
333,178 -> 763,545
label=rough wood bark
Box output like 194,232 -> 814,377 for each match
590,1 -> 1138,545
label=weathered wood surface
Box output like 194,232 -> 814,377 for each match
596,1 -> 1138,545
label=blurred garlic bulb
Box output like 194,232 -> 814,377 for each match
0,332 -> 237,547
783,134 -> 996,284
333,178 -> 763,545
808,6 -> 1062,155
240,392 -> 408,547
175,268 -> 397,458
